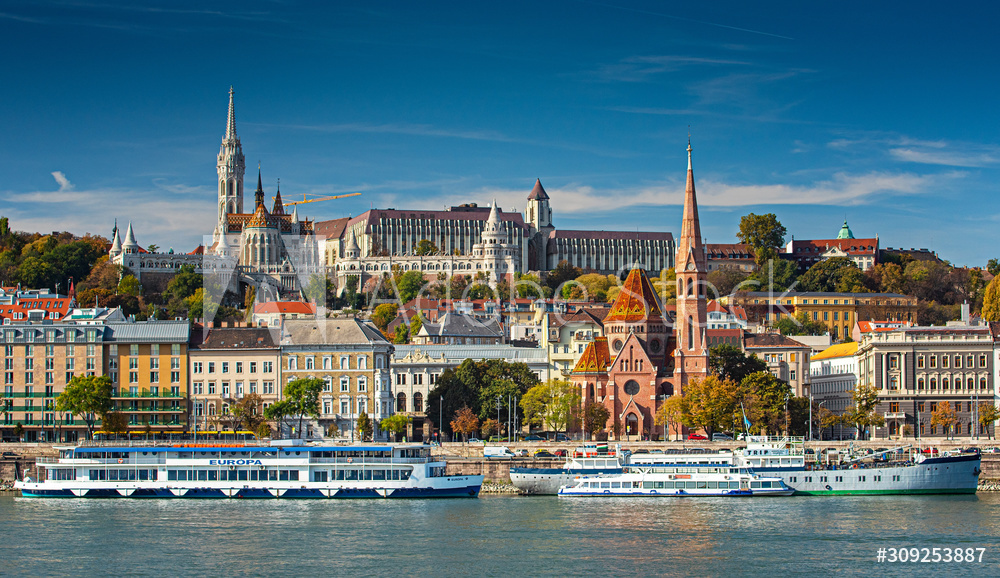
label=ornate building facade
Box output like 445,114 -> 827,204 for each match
570,143 -> 709,439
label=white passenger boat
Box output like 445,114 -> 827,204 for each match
15,441 -> 482,499
557,462 -> 794,497
509,444 -> 624,495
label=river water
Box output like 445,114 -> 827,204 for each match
2,493 -> 999,576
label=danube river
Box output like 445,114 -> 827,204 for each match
2,494 -> 999,575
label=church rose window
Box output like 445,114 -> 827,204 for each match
623,380 -> 640,396
612,339 -> 623,352
649,340 -> 661,353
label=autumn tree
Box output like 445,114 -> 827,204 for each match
654,395 -> 684,441
981,276 -> 1000,322
55,375 -> 115,439
930,401 -> 958,440
370,303 -> 399,333
229,393 -> 265,435
414,239 -> 439,256
737,371 -> 791,435
481,418 -> 500,439
450,406 -> 481,443
102,411 -> 129,439
977,403 -> 1000,440
680,375 -> 739,438
583,402 -> 610,440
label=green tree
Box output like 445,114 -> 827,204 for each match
707,267 -> 749,298
357,410 -> 373,441
392,324 -> 410,344
370,303 -> 399,333
117,274 -> 142,297
165,264 -> 202,301
55,375 -> 115,439
738,371 -> 791,435
845,382 -> 884,440
414,239 -> 439,256
514,273 -> 545,299
264,399 -> 294,438
396,270 -> 428,303
102,411 -> 129,439
988,259 -> 1000,277
283,377 -> 324,438
709,344 -> 768,384
981,276 -> 1000,321
426,358 -> 540,433
736,213 -> 787,266
798,257 -> 870,293
381,414 -> 411,441
746,257 -> 799,292
519,379 -> 581,433
583,402 -> 610,439
654,395 -> 684,441
774,312 -> 828,336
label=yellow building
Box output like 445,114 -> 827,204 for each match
722,292 -> 917,341
104,320 -> 190,436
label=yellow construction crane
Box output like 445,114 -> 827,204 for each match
272,192 -> 362,206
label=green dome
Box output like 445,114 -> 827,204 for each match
837,220 -> 854,239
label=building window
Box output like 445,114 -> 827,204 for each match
917,356 -> 924,369
193,362 -> 203,374
263,381 -> 274,395
358,377 -> 367,392
942,356 -> 949,369
221,362 -> 230,374
979,354 -> 987,367
222,382 -> 230,397
359,357 -> 368,370
263,361 -> 273,373
954,355 -> 962,368
340,357 -> 349,370
413,392 -> 423,413
208,382 -> 216,395
341,400 -> 349,415
235,362 -> 243,374
323,377 -> 332,393
322,357 -> 332,370
208,362 -> 216,373
340,377 -> 349,392
929,356 -> 936,369
193,382 -> 203,395
287,357 -> 297,371
249,362 -> 257,374
305,357 -> 314,370
918,401 -> 925,413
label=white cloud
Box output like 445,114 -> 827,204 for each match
889,148 -> 998,168
2,174 -> 215,249
51,171 -> 73,191
384,170 -> 949,216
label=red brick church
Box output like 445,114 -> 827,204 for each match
571,142 -> 709,439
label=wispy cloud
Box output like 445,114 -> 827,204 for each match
1,172 -> 215,248
828,133 -> 1000,168
889,148 -> 998,168
252,121 -> 517,143
382,170 -> 949,217
586,55 -> 751,83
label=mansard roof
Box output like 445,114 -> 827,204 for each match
347,206 -> 528,235
549,230 -> 673,241
572,336 -> 612,374
604,268 -> 663,323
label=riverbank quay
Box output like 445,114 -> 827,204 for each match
4,440 -> 999,492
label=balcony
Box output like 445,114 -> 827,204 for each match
114,390 -> 183,399
883,412 -> 907,420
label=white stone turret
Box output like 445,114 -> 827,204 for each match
472,201 -> 516,287
217,86 -> 246,222
344,229 -> 361,259
121,222 -> 140,254
109,227 -> 122,257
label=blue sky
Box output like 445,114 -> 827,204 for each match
2,1 -> 999,266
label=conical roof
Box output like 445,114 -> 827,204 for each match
605,267 -> 663,323
225,86 -> 237,140
487,200 -> 500,223
272,182 -> 285,215
109,228 -> 122,253
572,337 -> 612,374
345,229 -> 360,252
528,178 -> 549,200
121,221 -> 139,248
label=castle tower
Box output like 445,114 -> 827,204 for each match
526,179 -> 554,270
672,142 -> 709,394
472,201 -> 515,287
217,87 -> 246,226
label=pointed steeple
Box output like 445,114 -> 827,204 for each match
109,227 -> 122,256
528,178 -> 549,200
487,199 -> 500,223
225,86 -> 237,140
677,140 -> 705,271
121,221 -> 139,253
272,179 -> 285,215
291,206 -> 299,223
254,167 -> 265,208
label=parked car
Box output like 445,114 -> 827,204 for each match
554,449 -> 568,458
467,438 -> 483,444
516,449 -> 530,457
711,433 -> 733,441
551,433 -> 571,442
521,434 -> 544,442
687,434 -> 708,440
982,447 -> 1000,454
533,450 -> 556,458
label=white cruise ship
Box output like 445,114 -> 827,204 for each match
15,441 -> 482,499
557,463 -> 794,497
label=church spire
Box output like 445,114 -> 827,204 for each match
254,167 -> 264,208
226,86 -> 237,140
678,140 -> 705,270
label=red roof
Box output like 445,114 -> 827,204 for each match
253,301 -> 317,315
605,268 -> 663,323
786,238 -> 878,255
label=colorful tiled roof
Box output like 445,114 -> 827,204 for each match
572,337 -> 612,374
604,268 -> 663,323
246,202 -> 272,228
